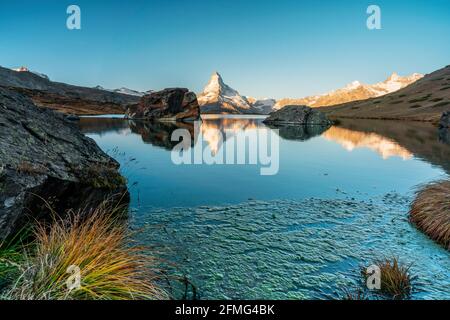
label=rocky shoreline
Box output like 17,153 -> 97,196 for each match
0,87 -> 129,240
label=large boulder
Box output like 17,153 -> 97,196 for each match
126,88 -> 200,122
263,105 -> 332,125
0,87 -> 129,240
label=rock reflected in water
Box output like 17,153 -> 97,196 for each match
267,124 -> 331,141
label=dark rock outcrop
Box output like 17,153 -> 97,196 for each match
0,87 -> 129,240
263,105 -> 332,125
126,88 -> 200,122
439,111 -> 449,129
439,111 -> 450,144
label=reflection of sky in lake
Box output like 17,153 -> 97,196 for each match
82,117 -> 447,208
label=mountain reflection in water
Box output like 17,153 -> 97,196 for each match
79,116 -> 450,175
323,126 -> 413,160
333,119 -> 450,174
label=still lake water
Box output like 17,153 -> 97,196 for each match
79,116 -> 450,300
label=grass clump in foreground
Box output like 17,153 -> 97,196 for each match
364,258 -> 413,300
1,201 -> 167,300
409,180 -> 450,250
344,257 -> 414,300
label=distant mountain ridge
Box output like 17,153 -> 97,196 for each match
251,98 -> 277,114
274,72 -> 423,110
320,65 -> 450,121
197,71 -> 423,115
3,65 -> 437,119
0,66 -> 139,115
93,85 -> 152,97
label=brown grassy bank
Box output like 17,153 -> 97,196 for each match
410,180 -> 450,250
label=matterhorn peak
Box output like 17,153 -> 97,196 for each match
198,71 -> 258,114
208,71 -> 223,83
209,71 -> 224,83
203,71 -> 229,95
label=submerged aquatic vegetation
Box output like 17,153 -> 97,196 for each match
409,180 -> 450,250
133,196 -> 449,299
2,201 -> 167,300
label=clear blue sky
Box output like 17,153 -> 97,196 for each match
0,0 -> 449,98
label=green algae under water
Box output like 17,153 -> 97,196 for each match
130,194 -> 449,300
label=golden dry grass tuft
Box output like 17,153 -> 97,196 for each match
409,180 -> 450,250
5,202 -> 167,300
362,258 -> 413,300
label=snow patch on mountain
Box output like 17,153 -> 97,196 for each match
93,85 -> 150,97
252,98 -> 277,114
12,66 -> 50,80
112,87 -> 146,97
367,72 -> 423,96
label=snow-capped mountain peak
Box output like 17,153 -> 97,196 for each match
344,80 -> 363,90
203,72 -> 223,93
113,87 -> 146,97
386,72 -> 400,82
198,72 -> 258,114
370,72 -> 424,96
202,72 -> 241,98
274,71 -> 423,110
92,85 -> 147,97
